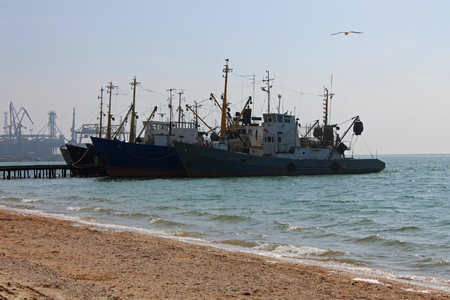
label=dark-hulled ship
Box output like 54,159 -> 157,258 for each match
173,60 -> 385,178
174,113 -> 385,177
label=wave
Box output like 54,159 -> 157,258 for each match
10,204 -> 36,210
382,226 -> 421,233
270,243 -> 331,256
210,214 -> 252,223
154,205 -> 179,211
353,218 -> 377,225
409,257 -> 450,270
115,211 -> 150,219
149,217 -> 186,228
218,240 -> 333,258
0,196 -> 22,202
273,221 -> 318,232
355,234 -> 418,252
66,206 -> 89,212
219,240 -> 261,248
180,210 -> 211,217
66,205 -> 125,215
175,231 -> 205,238
93,207 -> 116,213
21,198 -> 43,203
150,217 -> 162,224
356,234 -> 383,244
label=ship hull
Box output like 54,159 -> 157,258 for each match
66,144 -> 97,165
63,143 -> 107,176
174,142 -> 385,178
60,146 -> 73,165
91,137 -> 186,178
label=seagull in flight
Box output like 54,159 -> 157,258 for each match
331,31 -> 363,36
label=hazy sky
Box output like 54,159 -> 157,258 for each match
2,1 -> 449,154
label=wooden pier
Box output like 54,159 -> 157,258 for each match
0,164 -> 106,179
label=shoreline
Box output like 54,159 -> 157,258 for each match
5,205 -> 448,288
1,209 -> 450,299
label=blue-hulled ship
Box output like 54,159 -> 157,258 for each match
91,118 -> 201,177
90,77 -> 205,177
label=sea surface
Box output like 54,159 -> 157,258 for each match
1,155 -> 450,289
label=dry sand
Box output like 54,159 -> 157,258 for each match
1,209 -> 449,299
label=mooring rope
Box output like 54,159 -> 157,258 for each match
72,146 -> 90,165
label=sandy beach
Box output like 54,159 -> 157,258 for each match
0,209 -> 449,299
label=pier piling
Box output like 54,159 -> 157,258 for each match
1,165 -> 82,179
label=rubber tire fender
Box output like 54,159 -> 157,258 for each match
287,163 -> 296,172
331,163 -> 340,172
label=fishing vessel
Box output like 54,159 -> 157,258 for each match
60,144 -> 72,165
65,143 -> 97,165
173,114 -> 385,177
60,93 -> 113,176
173,61 -> 385,177
91,118 -> 201,177
91,80 -> 205,177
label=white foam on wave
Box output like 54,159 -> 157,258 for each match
66,206 -> 87,211
286,224 -> 312,231
252,242 -> 328,257
90,222 -> 171,237
94,207 -> 109,212
1,206 -> 91,223
351,278 -> 435,294
273,244 -> 328,256
0,206 -> 172,238
21,198 -> 42,203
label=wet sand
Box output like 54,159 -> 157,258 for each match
1,209 -> 449,299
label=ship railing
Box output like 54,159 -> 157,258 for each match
144,121 -> 197,131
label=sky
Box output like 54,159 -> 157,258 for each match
1,0 -> 450,155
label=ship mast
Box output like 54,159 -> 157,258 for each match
106,81 -> 117,140
261,70 -> 274,113
167,87 -> 176,135
98,87 -> 104,139
129,76 -> 140,143
193,100 -> 201,128
71,108 -> 76,142
221,59 -> 232,137
322,87 -> 334,126
3,112 -> 7,136
177,90 -> 184,125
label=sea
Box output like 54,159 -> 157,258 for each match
1,154 -> 450,290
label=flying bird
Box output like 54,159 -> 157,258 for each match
331,31 -> 363,36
